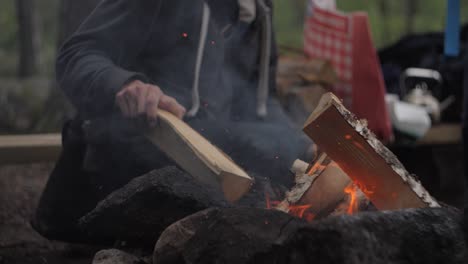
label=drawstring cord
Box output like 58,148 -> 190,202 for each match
187,2 -> 211,117
256,0 -> 272,118
189,0 -> 271,118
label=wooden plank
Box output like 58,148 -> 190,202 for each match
303,93 -> 440,210
0,134 -> 61,165
145,110 -> 253,203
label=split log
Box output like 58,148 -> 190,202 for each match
0,134 -> 61,165
79,167 -> 228,247
303,93 -> 439,210
145,110 -> 253,202
257,208 -> 466,264
296,157 -> 352,218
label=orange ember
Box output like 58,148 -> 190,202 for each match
289,204 -> 315,221
307,163 -> 327,176
265,191 -> 315,222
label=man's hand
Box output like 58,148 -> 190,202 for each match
116,80 -> 186,124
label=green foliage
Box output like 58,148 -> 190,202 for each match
274,0 -> 468,49
0,0 -> 17,51
1,0 -> 468,76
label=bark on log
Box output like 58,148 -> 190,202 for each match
303,92 -> 439,210
145,110 -> 253,202
79,167 -> 228,247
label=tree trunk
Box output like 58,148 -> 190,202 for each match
16,0 -> 40,78
378,0 -> 390,44
404,0 -> 418,35
34,0 -> 100,132
290,0 -> 306,25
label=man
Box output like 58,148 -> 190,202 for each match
34,0 -> 311,241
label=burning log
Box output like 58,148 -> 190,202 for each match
79,166 -> 228,247
303,93 -> 440,210
145,110 -> 253,202
277,155 -> 371,219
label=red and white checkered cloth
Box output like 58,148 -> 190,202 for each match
304,3 -> 392,141
304,6 -> 353,107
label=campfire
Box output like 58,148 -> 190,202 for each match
74,93 -> 463,264
260,92 -> 440,225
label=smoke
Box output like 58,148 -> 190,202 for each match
64,0 -> 312,201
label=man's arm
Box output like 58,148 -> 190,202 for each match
56,0 -> 185,121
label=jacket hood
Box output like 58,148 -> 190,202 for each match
206,0 -> 257,26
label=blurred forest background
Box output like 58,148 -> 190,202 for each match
0,0 -> 467,134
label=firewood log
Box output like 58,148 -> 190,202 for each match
303,93 -> 440,210
145,110 -> 253,202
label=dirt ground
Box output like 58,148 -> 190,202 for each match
0,164 -> 97,264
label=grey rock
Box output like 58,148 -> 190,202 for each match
154,207 -> 466,264
93,249 -> 146,264
80,167 -> 228,247
153,207 -> 307,264
258,207 -> 467,264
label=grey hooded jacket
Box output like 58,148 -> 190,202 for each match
56,0 -> 310,188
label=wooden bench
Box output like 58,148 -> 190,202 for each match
0,134 -> 62,165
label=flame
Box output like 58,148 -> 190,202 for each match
265,191 -> 315,222
344,183 -> 359,215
